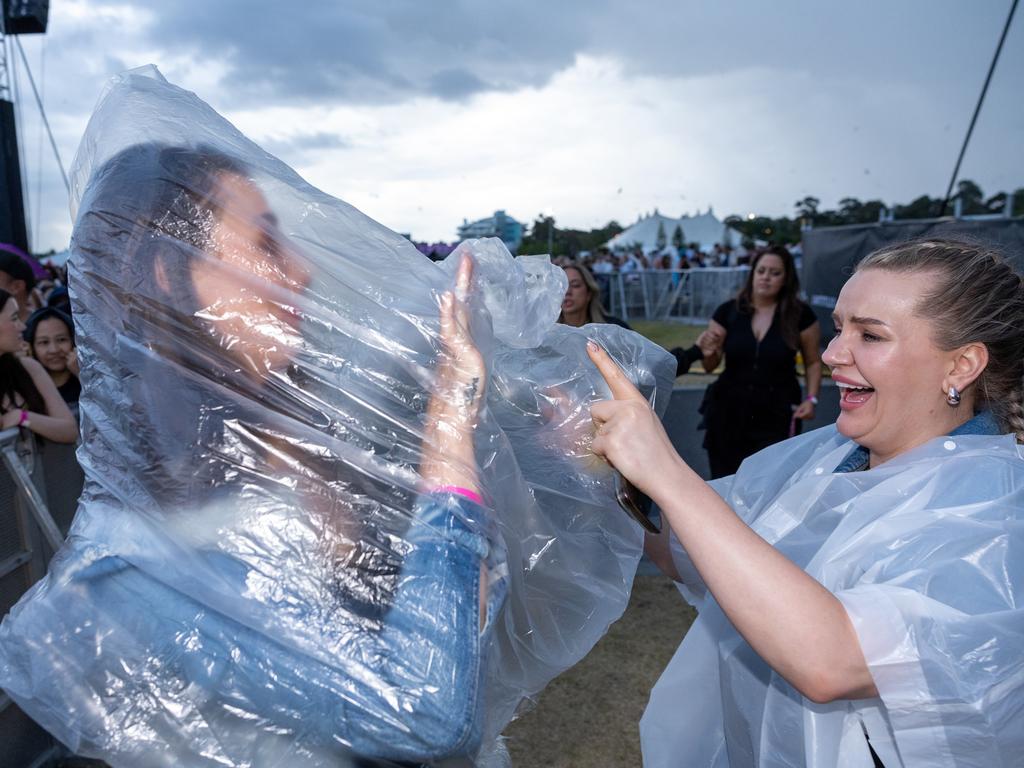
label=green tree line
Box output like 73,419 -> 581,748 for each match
728,179 -> 1023,245
517,179 -> 1024,255
517,216 -> 624,257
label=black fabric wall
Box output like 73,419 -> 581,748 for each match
0,99 -> 28,253
801,217 -> 1024,343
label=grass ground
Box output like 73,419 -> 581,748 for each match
504,574 -> 696,767
631,319 -> 821,381
630,320 -> 719,384
628,320 -> 703,352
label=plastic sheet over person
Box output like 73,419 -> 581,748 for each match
0,66 -> 675,767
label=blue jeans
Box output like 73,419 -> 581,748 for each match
1,492 -> 506,765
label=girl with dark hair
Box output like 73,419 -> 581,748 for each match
697,245 -> 822,477
0,289 -> 77,442
2,69 -> 676,768
0,141 -> 506,765
24,306 -> 80,405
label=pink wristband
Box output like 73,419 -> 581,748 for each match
18,409 -> 29,427
432,485 -> 484,505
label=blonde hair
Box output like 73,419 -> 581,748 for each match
559,264 -> 607,324
857,237 -> 1024,442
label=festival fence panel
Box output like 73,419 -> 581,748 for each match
602,267 -> 750,323
0,428 -> 62,768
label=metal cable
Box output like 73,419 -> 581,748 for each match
940,0 -> 1019,216
34,38 -> 44,243
14,35 -> 68,196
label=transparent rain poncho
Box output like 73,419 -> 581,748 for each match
641,424 -> 1024,768
0,67 -> 675,767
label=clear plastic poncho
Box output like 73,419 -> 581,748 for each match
0,66 -> 676,767
641,424 -> 1024,768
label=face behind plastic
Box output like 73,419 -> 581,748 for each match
0,66 -> 677,766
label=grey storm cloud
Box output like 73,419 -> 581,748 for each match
125,0 -> 1017,111
15,0 -> 1023,254
263,131 -> 350,156
428,69 -> 495,102
132,0 -> 594,106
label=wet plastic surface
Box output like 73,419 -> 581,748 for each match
643,424 -> 1024,768
0,67 -> 675,766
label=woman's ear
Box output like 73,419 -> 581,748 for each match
945,342 -> 989,394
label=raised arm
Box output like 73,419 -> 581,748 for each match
588,341 -> 876,704
336,253 -> 499,759
419,254 -> 485,496
1,357 -> 79,443
416,253 -> 498,624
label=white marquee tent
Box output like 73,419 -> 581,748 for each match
606,208 -> 745,253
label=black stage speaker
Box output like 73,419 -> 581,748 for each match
3,0 -> 49,35
0,100 -> 28,252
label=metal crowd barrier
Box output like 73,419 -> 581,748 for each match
0,428 -> 80,768
600,267 -> 749,322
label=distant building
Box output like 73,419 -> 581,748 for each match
457,210 -> 523,252
606,207 -> 744,253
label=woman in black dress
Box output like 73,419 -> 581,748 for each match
698,245 -> 822,478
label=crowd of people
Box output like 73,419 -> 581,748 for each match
0,252 -> 79,451
556,248 -> 822,475
1,69 -> 1022,768
584,241 -> 780,274
4,194 -> 1022,767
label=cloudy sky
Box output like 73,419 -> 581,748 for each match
8,0 -> 1024,252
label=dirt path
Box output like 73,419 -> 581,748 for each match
504,574 -> 696,767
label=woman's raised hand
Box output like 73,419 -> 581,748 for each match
420,253 -> 486,495
587,340 -> 686,500
696,328 -> 724,357
436,253 -> 487,431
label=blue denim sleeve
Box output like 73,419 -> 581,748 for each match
225,491 -> 507,761
403,491 -> 509,639
15,494 -> 509,765
367,491 -> 508,758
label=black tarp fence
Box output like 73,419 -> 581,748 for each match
801,216 -> 1024,344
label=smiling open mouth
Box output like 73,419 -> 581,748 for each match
837,382 -> 875,405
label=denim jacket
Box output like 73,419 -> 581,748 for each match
0,490 -> 507,766
834,410 -> 1000,473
